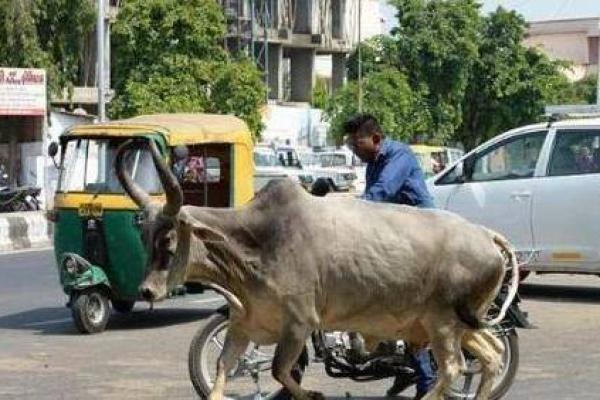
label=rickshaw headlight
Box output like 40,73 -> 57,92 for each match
63,256 -> 78,275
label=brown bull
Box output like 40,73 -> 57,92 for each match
116,139 -> 519,400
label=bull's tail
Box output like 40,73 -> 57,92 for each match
487,233 -> 520,326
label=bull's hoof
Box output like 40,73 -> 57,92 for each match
307,391 -> 326,400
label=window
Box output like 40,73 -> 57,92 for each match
58,138 -> 162,194
319,153 -> 347,167
254,152 -> 279,167
548,130 -> 600,176
175,156 -> 221,184
470,132 -> 547,182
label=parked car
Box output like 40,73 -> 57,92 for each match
428,117 -> 600,277
276,145 -> 357,192
314,148 -> 365,193
253,146 -> 314,192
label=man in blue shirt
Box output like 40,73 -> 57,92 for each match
344,114 -> 435,399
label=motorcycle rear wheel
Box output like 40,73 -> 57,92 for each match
446,329 -> 519,400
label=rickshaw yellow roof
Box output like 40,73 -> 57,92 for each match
67,113 -> 252,147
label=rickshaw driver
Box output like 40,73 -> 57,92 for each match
343,113 -> 436,400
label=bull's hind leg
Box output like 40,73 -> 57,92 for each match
462,330 -> 503,400
209,323 -> 249,400
421,318 -> 464,400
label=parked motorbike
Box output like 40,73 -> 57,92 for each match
0,162 -> 41,212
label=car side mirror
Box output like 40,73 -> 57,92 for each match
48,142 -> 59,169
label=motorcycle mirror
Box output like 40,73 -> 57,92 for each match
48,142 -> 59,158
47,142 -> 60,169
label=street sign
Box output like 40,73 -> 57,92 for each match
0,68 -> 47,116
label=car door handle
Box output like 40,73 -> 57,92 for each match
510,191 -> 532,200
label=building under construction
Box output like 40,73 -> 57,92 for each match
220,0 -> 371,103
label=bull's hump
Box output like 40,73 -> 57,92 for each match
253,179 -> 307,207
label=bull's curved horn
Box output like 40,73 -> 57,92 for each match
147,139 -> 183,217
115,139 -> 153,209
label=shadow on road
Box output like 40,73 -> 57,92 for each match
0,306 -> 215,335
520,282 -> 600,304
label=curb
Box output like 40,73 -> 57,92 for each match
0,211 -> 52,252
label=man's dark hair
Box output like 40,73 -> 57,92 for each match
343,113 -> 383,137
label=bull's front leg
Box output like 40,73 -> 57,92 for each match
209,323 -> 249,400
272,319 -> 320,400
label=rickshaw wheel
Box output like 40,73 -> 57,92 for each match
71,288 -> 110,334
112,300 -> 135,314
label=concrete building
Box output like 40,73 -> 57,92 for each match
220,0 -> 381,103
525,17 -> 600,81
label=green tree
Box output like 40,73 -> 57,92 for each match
555,73 -> 598,105
346,35 -> 399,81
0,0 -> 95,95
324,68 -> 432,143
457,8 -> 570,150
311,77 -> 330,110
390,0 -> 481,142
111,0 -> 266,136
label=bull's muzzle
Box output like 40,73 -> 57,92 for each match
140,286 -> 157,302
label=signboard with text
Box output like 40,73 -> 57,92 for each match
0,68 -> 47,116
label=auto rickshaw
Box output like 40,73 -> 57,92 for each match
47,114 -> 254,333
410,144 -> 464,178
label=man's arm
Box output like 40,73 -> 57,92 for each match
364,150 -> 413,202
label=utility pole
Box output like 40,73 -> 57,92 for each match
358,0 -> 363,112
264,0 -> 269,102
597,20 -> 600,106
250,0 -> 255,59
97,0 -> 106,122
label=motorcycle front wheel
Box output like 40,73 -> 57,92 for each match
188,312 -> 306,400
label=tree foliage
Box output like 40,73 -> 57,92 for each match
325,68 -> 432,143
0,0 -> 95,95
337,1 -> 578,150
111,0 -> 266,137
457,8 -> 569,150
390,0 -> 481,142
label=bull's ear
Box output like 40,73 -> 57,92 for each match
190,221 -> 227,243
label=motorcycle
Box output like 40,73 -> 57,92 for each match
186,183 -> 532,399
188,269 -> 531,400
0,163 -> 41,212
0,186 -> 41,212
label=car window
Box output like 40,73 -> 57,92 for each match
548,129 -> 600,176
471,131 -> 547,182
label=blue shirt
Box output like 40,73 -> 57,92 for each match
363,139 -> 434,208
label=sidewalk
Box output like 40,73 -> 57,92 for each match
0,211 -> 52,253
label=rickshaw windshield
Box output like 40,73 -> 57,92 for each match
57,138 -> 163,194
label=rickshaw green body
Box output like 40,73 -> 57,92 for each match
54,208 -> 148,298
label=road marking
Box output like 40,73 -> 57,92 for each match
22,317 -> 71,327
191,297 -> 224,305
0,246 -> 52,257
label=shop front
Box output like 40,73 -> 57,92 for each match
0,67 -> 47,209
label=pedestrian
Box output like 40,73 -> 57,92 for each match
344,113 -> 435,399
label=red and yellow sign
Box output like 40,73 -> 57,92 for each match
0,68 -> 46,116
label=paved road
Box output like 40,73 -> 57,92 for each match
1,249 -> 600,399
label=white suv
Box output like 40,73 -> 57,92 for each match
428,117 -> 600,276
